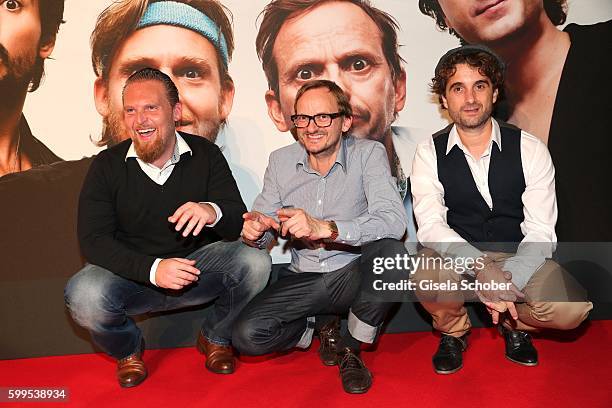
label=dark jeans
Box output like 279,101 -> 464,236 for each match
232,239 -> 408,356
64,240 -> 271,359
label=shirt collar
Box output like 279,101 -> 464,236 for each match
296,135 -> 348,174
445,118 -> 502,156
125,131 -> 192,163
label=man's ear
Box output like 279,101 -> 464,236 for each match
219,80 -> 235,121
38,34 -> 56,59
441,95 -> 448,110
173,102 -> 182,123
341,115 -> 353,133
265,90 -> 291,132
394,68 -> 407,113
493,88 -> 499,104
94,77 -> 110,117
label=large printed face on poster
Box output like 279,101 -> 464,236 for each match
259,0 -> 405,143
8,0 -> 607,163
2,1 -> 612,255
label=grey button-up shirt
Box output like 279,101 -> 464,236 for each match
253,136 -> 407,273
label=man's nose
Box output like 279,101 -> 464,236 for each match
323,67 -> 352,101
465,88 -> 476,103
306,117 -> 319,133
136,110 -> 148,124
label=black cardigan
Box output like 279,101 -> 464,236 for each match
77,132 -> 246,283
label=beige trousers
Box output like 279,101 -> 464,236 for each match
413,248 -> 593,337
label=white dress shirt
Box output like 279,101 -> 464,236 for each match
125,132 -> 222,285
411,119 -> 557,289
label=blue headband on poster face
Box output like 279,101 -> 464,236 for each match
136,1 -> 229,68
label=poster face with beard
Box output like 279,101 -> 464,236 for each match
1,1 -> 611,359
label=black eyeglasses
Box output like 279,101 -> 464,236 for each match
290,112 -> 343,128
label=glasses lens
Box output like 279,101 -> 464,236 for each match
292,115 -> 309,128
314,114 -> 332,127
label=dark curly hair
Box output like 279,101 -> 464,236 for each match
29,0 -> 65,92
418,0 -> 567,42
431,51 -> 504,108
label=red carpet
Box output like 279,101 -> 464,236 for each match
1,320 -> 611,408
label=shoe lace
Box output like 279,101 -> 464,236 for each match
339,350 -> 364,371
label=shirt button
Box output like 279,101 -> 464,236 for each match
318,200 -> 322,205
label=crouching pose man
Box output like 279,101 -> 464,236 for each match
411,46 -> 592,374
234,80 -> 408,394
65,68 -> 270,387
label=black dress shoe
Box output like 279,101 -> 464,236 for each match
499,326 -> 538,366
433,334 -> 468,374
318,317 -> 341,366
338,347 -> 372,394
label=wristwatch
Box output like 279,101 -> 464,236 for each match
327,220 -> 339,242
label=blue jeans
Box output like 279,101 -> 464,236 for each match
64,240 -> 271,359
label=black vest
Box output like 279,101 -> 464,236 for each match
433,122 -> 525,252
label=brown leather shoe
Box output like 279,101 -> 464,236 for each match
196,331 -> 235,374
117,351 -> 147,388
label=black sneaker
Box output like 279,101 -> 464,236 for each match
317,317 -> 341,366
433,333 -> 468,374
499,325 -> 538,366
338,347 -> 372,394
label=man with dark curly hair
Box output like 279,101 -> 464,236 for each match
0,0 -> 65,176
418,0 -> 611,243
411,45 -> 592,374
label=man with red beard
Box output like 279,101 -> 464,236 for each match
64,68 -> 270,387
0,0 -> 240,360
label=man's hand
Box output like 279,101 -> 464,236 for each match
475,261 -> 524,303
483,300 -> 519,324
155,258 -> 200,290
168,202 -> 217,237
276,208 -> 332,240
241,211 -> 280,242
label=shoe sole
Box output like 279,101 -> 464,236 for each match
434,364 -> 463,375
205,364 -> 234,375
343,387 -> 370,394
119,374 -> 147,388
320,358 -> 338,366
342,379 -> 373,394
505,355 -> 538,367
